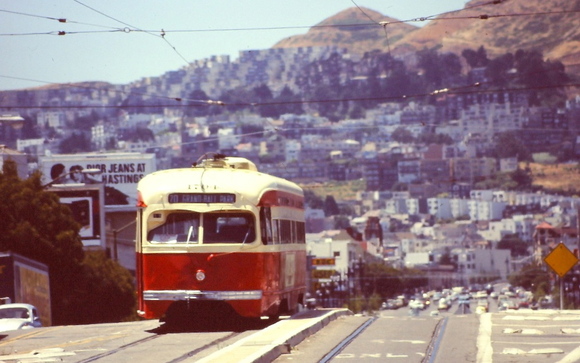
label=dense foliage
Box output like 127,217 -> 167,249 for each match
496,233 -> 530,257
363,263 -> 428,299
491,132 -> 533,162
0,160 -> 136,325
508,263 -> 551,300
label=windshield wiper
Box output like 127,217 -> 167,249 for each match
241,226 -> 251,245
186,226 -> 195,244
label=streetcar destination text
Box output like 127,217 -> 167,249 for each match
168,193 -> 236,204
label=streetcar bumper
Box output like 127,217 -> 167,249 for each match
143,289 -> 263,301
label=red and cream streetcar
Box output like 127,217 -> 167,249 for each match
135,153 -> 306,325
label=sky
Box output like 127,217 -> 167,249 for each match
0,0 -> 469,91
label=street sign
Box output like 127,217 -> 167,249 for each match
544,243 -> 579,278
311,269 -> 336,279
312,258 -> 335,266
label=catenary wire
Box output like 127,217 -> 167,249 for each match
1,81 -> 578,110
1,4 -> 578,37
72,0 -> 190,65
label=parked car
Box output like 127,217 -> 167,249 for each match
0,303 -> 42,332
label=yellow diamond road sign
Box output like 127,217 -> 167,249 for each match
544,243 -> 579,278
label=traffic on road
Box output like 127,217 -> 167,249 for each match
1,283 -> 579,363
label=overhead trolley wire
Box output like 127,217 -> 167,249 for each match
1,2 -> 579,37
72,0 -> 190,66
1,80 -> 578,110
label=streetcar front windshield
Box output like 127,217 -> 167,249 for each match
148,212 -> 200,243
147,211 -> 255,244
203,212 -> 255,244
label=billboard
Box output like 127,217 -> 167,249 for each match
15,261 -> 52,326
40,153 -> 156,206
0,253 -> 52,326
47,184 -> 106,248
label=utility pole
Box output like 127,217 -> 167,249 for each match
577,203 -> 580,256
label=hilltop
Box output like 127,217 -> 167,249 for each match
272,7 -> 417,56
8,0 -> 580,95
273,0 -> 580,76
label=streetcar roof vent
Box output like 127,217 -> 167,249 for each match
193,153 -> 258,172
224,157 -> 258,171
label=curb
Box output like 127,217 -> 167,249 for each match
196,308 -> 353,363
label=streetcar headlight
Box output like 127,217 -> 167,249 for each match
195,269 -> 206,281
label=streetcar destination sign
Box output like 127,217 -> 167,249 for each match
168,193 -> 236,204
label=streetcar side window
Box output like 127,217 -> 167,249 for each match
203,212 -> 255,244
296,221 -> 305,244
269,219 -> 305,244
279,220 -> 292,244
271,219 -> 280,245
260,207 -> 273,245
148,212 -> 200,243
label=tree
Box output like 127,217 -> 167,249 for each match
497,233 -> 529,257
508,263 -> 551,297
417,48 -> 444,88
73,110 -> 100,130
185,89 -> 211,117
0,160 -> 136,325
333,215 -> 351,229
492,132 -> 531,161
462,46 -> 489,68
218,86 -> 254,113
417,49 -> 462,89
474,172 -> 517,190
439,252 -> 456,268
304,190 -> 324,209
551,141 -> 576,163
253,84 -> 278,118
510,167 -> 533,191
131,127 -> 155,142
391,182 -> 408,192
391,127 -> 414,143
323,195 -> 340,217
417,132 -> 453,145
348,103 -> 366,119
0,161 -> 83,324
71,251 -> 137,324
364,263 -> 404,299
299,52 -> 350,121
20,114 -> 39,140
485,53 -> 514,87
59,132 -> 92,153
474,168 -> 533,191
513,49 -> 568,107
275,86 -> 303,115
